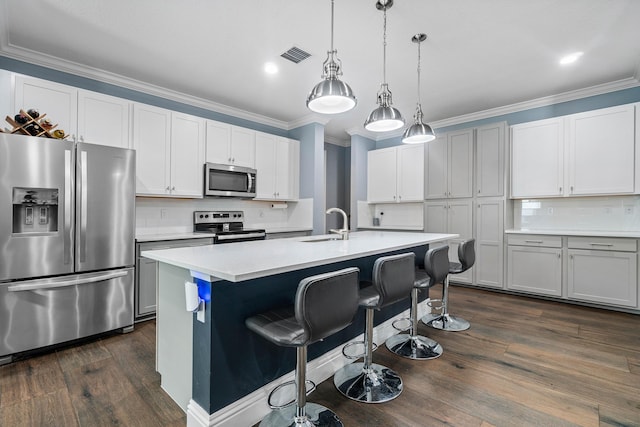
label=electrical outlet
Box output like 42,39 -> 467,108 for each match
160,208 -> 167,219
625,207 -> 634,215
547,207 -> 553,215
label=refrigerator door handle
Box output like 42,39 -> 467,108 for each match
79,150 -> 88,262
7,270 -> 128,292
64,149 -> 73,265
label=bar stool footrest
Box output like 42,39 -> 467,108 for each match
342,340 -> 377,360
391,317 -> 412,332
267,379 -> 317,409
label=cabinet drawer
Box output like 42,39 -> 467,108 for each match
506,234 -> 562,248
567,237 -> 637,252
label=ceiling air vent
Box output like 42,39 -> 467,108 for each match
281,47 -> 311,64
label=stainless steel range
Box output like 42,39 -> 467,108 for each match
194,211 -> 266,243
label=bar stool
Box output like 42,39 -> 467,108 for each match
245,267 -> 360,427
333,252 -> 415,403
422,239 -> 475,332
385,245 -> 448,360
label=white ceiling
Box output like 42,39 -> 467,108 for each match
1,0 -> 640,142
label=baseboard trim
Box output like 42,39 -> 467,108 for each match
186,302 -> 430,427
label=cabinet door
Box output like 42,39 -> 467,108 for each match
137,257 -> 157,316
230,126 -> 255,168
567,105 -> 635,196
424,201 -> 448,234
254,132 -> 278,199
568,249 -> 638,307
205,120 -> 232,164
507,246 -> 562,296
133,103 -> 171,196
425,135 -> 448,199
511,118 -> 564,198
170,112 -> 205,197
447,200 -> 473,284
275,138 -> 292,199
476,123 -> 505,197
397,144 -> 424,202
367,148 -> 397,203
476,199 -> 504,289
77,90 -> 131,148
14,76 -> 78,140
448,129 -> 474,198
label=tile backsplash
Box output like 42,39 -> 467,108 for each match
514,196 -> 640,231
135,197 -> 313,235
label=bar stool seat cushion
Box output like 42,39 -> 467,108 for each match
245,307 -> 306,347
357,282 -> 381,308
414,267 -> 433,289
449,261 -> 463,274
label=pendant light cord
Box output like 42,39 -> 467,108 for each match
330,0 -> 335,53
382,6 -> 387,84
416,39 -> 421,106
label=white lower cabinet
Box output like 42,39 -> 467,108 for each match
507,245 -> 563,296
425,199 -> 473,284
567,237 -> 638,307
475,199 -> 504,289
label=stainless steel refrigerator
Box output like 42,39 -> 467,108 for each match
0,133 -> 135,364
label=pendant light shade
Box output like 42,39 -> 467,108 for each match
364,0 -> 404,132
402,33 -> 435,143
306,0 -> 356,114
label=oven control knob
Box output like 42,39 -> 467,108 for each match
205,214 -> 209,218
199,214 -> 204,219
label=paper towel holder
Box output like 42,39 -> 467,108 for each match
185,281 -> 206,322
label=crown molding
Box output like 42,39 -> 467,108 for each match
325,135 -> 350,147
287,113 -> 331,130
0,43 -> 290,131
429,77 -> 640,129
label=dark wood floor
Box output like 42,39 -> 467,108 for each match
1,286 -> 639,427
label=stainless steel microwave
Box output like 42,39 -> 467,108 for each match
203,163 -> 256,198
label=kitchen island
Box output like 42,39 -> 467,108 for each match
142,230 -> 457,427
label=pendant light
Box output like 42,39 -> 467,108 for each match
306,0 -> 357,114
364,0 -> 404,132
402,33 -> 436,143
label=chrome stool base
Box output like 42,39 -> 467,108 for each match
422,313 -> 470,332
385,333 -> 443,360
259,402 -> 343,427
333,362 -> 403,403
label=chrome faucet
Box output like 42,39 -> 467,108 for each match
326,207 -> 349,240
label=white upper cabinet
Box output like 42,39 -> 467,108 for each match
567,105 -> 635,196
133,104 -> 204,198
133,104 -> 172,196
77,90 -> 131,148
254,132 -> 299,201
14,76 -> 132,148
511,117 -> 564,198
476,122 -> 505,197
425,129 -> 473,199
368,145 -> 424,203
205,120 -> 255,168
14,76 -> 78,139
511,104 -> 637,198
170,112 -> 205,197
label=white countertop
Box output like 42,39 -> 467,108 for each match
505,229 -> 640,238
142,230 -> 457,282
136,232 -> 214,243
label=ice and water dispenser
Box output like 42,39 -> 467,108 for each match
12,187 -> 59,234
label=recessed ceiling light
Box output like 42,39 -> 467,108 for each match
264,62 -> 278,74
559,52 -> 583,65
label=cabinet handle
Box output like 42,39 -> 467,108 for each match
232,157 -> 235,162
558,253 -> 561,258
79,135 -> 84,142
570,255 -> 573,260
559,187 -> 562,193
570,186 -> 574,193
589,243 -> 614,247
524,240 -> 543,243
228,157 -> 232,162
165,186 -> 170,191
171,186 -> 175,191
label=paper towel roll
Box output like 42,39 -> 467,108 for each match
271,202 -> 287,209
185,281 -> 200,312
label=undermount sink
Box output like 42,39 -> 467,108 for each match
300,237 -> 340,243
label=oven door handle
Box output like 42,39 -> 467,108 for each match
217,232 -> 265,241
7,271 -> 128,292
